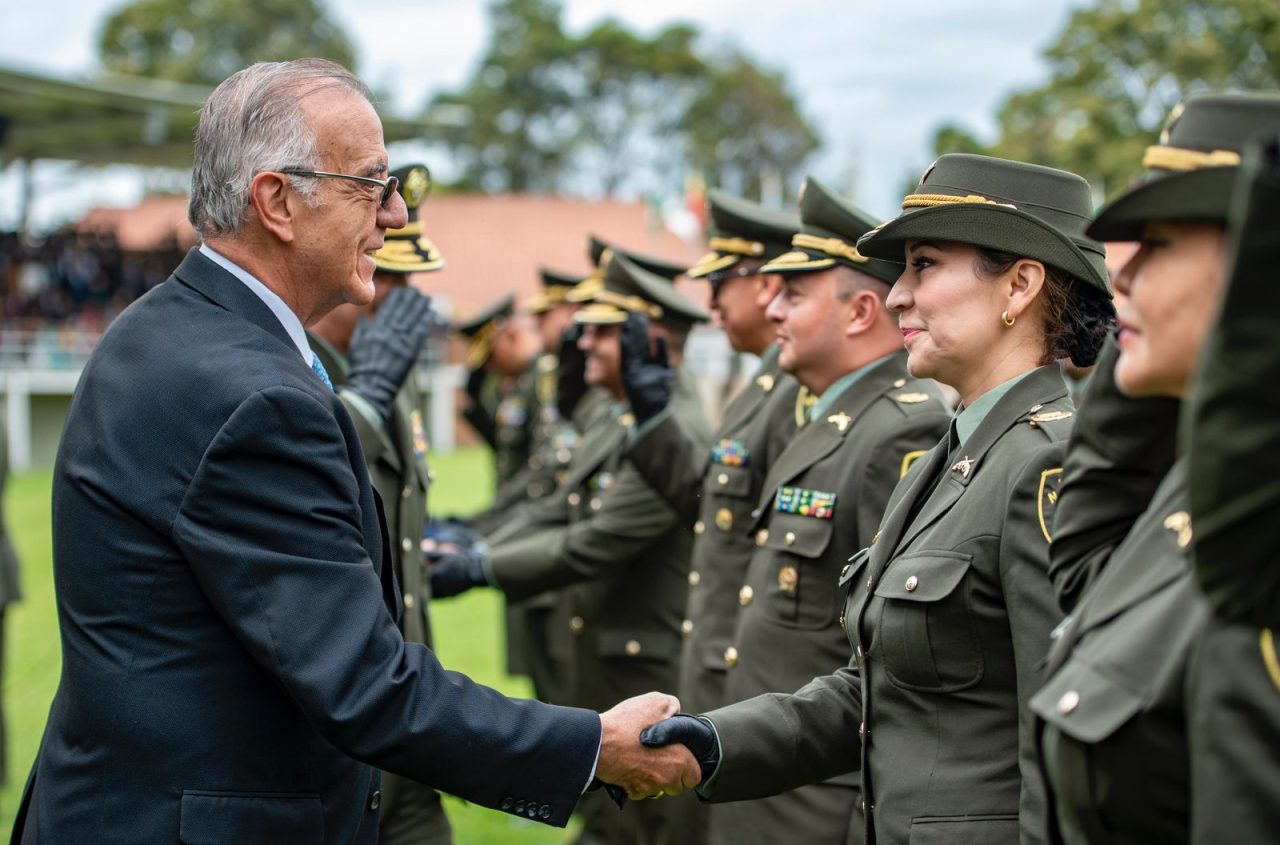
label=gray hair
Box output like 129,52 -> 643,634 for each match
188,59 -> 374,238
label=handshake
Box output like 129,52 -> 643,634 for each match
594,692 -> 722,802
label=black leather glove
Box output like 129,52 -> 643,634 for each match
422,516 -> 482,551
346,287 -> 434,421
426,545 -> 491,599
639,714 -> 720,785
464,365 -> 487,404
556,324 -> 589,419
620,313 -> 672,426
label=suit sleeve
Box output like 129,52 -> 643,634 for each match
1188,163 -> 1280,626
701,663 -> 863,801
170,385 -> 599,826
489,459 -> 678,600
1048,338 -> 1180,612
626,411 -> 710,523
998,444 -> 1071,845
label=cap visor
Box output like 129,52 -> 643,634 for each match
1086,168 -> 1236,242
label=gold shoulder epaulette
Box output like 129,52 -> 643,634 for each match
1028,410 -> 1073,427
894,392 -> 931,404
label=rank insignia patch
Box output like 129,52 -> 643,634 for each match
776,485 -> 836,519
712,438 -> 749,467
756,373 -> 775,393
1038,467 -> 1064,543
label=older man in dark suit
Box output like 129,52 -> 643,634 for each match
12,58 -> 695,845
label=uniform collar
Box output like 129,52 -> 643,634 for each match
953,368 -> 1037,447
808,352 -> 896,422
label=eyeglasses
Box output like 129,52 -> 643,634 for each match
707,266 -> 761,298
279,168 -> 400,208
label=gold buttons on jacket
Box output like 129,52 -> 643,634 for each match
755,529 -> 769,546
401,485 -> 412,499
694,520 -> 706,536
784,531 -> 797,546
681,619 -> 694,636
401,537 -> 412,553
1058,690 -> 1081,715
689,570 -> 702,587
569,616 -> 585,635
724,646 -> 739,668
893,378 -> 906,388
858,722 -> 867,742
567,492 -> 581,506
589,497 -> 602,511
904,575 -> 919,592
404,593 -> 415,609
739,585 -> 754,606
777,565 -> 798,594
717,472 -> 729,486
625,639 -> 642,656
715,508 -> 733,532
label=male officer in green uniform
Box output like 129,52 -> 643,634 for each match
667,179 -> 948,845
307,163 -> 453,845
430,254 -> 713,845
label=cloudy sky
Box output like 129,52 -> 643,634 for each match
0,0 -> 1081,231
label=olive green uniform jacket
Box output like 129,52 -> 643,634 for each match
627,346 -> 800,713
712,353 -> 948,845
1031,339 -> 1204,844
310,335 -> 451,845
702,364 -> 1072,845
488,368 -> 711,845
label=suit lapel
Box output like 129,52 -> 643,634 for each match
172,248 -> 299,355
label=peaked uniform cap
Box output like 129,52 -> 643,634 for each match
372,163 -> 446,274
575,255 -> 709,328
1088,91 -> 1280,241
858,153 -> 1110,294
568,235 -> 688,303
454,294 -> 515,368
761,177 -> 902,285
528,268 -> 586,314
687,189 -> 800,279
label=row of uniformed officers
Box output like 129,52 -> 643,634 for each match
336,89 -> 1280,845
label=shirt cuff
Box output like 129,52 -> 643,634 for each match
584,723 -> 602,793
626,405 -> 673,448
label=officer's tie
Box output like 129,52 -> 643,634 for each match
311,354 -> 334,391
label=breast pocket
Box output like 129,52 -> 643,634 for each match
874,550 -> 983,692
760,512 -> 836,629
708,463 -> 753,499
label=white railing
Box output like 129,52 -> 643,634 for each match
0,328 -> 101,370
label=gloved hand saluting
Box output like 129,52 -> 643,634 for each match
556,324 -> 589,420
619,313 -> 672,426
346,287 -> 435,421
427,542 -> 492,599
640,714 -> 721,787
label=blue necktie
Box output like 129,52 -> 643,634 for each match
311,354 -> 334,391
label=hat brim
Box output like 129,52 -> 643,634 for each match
859,204 -> 1109,294
686,252 -> 741,280
373,234 -> 446,274
758,250 -> 837,275
1086,168 -> 1236,242
574,303 -> 628,325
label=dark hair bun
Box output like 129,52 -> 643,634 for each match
1058,282 -> 1116,367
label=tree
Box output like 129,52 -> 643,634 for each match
931,0 -> 1280,198
98,0 -> 356,86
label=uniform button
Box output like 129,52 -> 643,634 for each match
1058,690 -> 1081,715
694,520 -> 706,535
568,492 -> 581,506
401,537 -> 412,553
527,804 -> 539,818
893,379 -> 906,388
539,804 -> 552,819
501,797 -> 514,811
681,619 -> 694,636
866,576 -> 873,592
739,585 -> 754,607
724,646 -> 739,668
858,722 -> 868,742
625,639 -> 642,656
590,497 -> 602,510
839,614 -> 846,632
403,593 -> 415,609
557,448 -> 572,464
688,570 -> 701,587
515,800 -> 525,813
717,472 -> 729,485
715,508 -> 733,532
755,529 -> 769,546
401,485 -> 412,499
569,616 -> 585,635
370,790 -> 382,811
784,532 -> 796,546
855,645 -> 865,662
427,469 -> 436,482
904,575 -> 918,592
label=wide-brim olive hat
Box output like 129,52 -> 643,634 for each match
373,164 -> 446,274
760,177 -> 902,285
575,255 -> 709,329
527,268 -> 584,314
687,189 -> 799,279
1088,92 -> 1280,241
567,235 -> 688,303
857,153 -> 1110,294
454,293 -> 515,368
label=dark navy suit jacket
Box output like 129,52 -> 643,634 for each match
13,249 -> 599,844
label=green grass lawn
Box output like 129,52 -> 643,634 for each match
2,447 -> 578,844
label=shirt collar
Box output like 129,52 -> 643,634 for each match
808,352 -> 896,422
953,369 -> 1037,447
199,243 -> 313,363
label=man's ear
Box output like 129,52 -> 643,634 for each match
844,289 -> 883,337
755,273 -> 783,309
248,171 -> 298,243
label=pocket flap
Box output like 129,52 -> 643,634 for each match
596,629 -> 681,661
875,551 -> 971,602
761,512 -> 835,558
1030,660 -> 1145,744
708,463 -> 753,499
180,791 -> 323,845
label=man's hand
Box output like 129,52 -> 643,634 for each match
346,287 -> 435,421
556,324 -> 589,419
619,314 -> 672,426
426,544 -> 491,598
640,714 -> 721,787
596,692 -> 700,801
422,517 -> 482,554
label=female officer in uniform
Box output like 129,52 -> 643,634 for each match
642,153 -> 1113,845
1033,92 -> 1280,845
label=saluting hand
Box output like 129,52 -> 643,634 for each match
619,313 -> 673,426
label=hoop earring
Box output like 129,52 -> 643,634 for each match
1001,311 -> 1016,327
